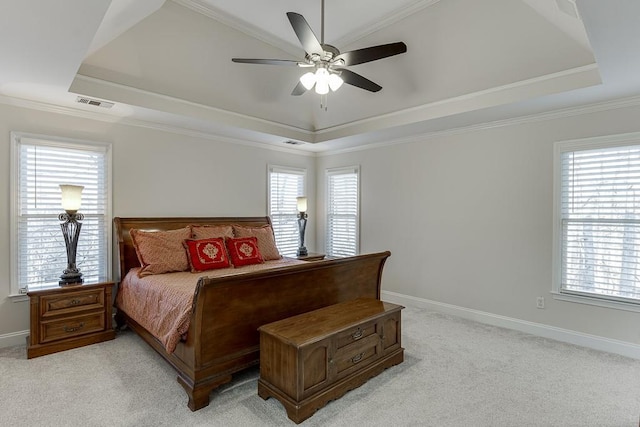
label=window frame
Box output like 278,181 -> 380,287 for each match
552,131 -> 640,313
9,132 -> 113,298
267,165 -> 307,257
325,165 -> 360,257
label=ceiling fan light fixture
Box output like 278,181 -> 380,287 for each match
314,68 -> 330,95
328,73 -> 343,91
300,72 -> 316,90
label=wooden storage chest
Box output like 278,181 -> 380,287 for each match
258,298 -> 404,423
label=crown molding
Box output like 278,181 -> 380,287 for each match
319,93 -> 640,156
3,76 -> 640,159
315,63 -> 601,143
69,74 -> 315,142
0,93 -> 316,157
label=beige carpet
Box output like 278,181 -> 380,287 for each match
1,306 -> 639,426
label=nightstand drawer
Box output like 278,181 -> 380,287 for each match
40,289 -> 104,318
40,312 -> 105,343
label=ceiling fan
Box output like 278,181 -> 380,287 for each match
231,0 -> 407,106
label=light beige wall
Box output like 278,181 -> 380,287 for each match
317,104 -> 640,345
0,103 -> 315,341
4,99 -> 640,349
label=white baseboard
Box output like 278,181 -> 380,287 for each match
382,290 -> 640,360
0,330 -> 29,349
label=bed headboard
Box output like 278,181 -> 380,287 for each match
113,216 -> 273,281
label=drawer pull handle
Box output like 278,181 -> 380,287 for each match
70,299 -> 81,306
351,352 -> 364,364
63,323 -> 84,333
351,328 -> 363,340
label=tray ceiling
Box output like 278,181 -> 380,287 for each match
2,1 -> 640,151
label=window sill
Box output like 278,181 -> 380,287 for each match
551,291 -> 640,313
8,293 -> 28,303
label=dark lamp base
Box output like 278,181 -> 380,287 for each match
59,275 -> 83,286
297,247 -> 308,256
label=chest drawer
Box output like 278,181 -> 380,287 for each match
40,288 -> 104,318
333,333 -> 381,376
334,319 -> 378,350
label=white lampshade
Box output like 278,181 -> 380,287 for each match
314,68 -> 330,95
329,73 -> 344,91
60,184 -> 84,212
300,72 -> 316,90
296,196 -> 308,212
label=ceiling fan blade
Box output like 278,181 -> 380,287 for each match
291,81 -> 307,96
286,12 -> 324,56
338,69 -> 382,92
232,58 -> 305,66
334,42 -> 407,66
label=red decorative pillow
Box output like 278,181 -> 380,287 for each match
225,237 -> 264,267
183,238 -> 231,272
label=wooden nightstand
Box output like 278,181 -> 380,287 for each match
27,280 -> 116,359
296,252 -> 325,261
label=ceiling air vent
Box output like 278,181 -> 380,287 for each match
76,96 -> 114,109
283,140 -> 304,145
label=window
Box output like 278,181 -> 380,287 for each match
10,132 -> 112,294
326,166 -> 359,257
554,133 -> 640,308
268,165 -> 306,257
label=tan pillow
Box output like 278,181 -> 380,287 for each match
130,227 -> 192,277
233,224 -> 281,260
191,224 -> 234,240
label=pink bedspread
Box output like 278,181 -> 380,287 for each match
115,258 -> 305,353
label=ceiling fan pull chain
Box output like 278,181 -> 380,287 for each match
320,93 -> 328,111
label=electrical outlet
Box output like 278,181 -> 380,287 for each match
536,296 -> 545,309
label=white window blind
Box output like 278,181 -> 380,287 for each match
268,166 -> 306,257
11,133 -> 111,293
326,166 -> 359,257
558,141 -> 640,303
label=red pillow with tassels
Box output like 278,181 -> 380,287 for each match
183,238 -> 231,272
225,236 -> 264,267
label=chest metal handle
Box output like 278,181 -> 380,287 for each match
351,328 -> 363,340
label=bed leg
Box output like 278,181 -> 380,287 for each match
113,310 -> 127,330
177,374 -> 232,411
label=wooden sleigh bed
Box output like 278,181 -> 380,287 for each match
113,216 -> 391,411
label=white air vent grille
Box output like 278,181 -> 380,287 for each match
76,96 -> 114,109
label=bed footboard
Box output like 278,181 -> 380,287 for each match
182,251 -> 390,410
